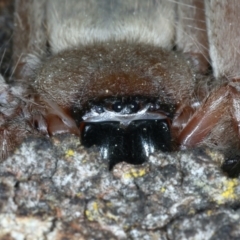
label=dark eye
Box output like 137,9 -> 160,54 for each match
129,101 -> 139,113
113,101 -> 124,112
94,105 -> 104,113
148,103 -> 157,111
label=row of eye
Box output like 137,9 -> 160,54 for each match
93,101 -> 160,114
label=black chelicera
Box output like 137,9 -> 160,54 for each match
78,97 -> 175,169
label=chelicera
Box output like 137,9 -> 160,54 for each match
76,96 -> 175,169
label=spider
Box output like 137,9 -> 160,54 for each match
1,0 -> 240,176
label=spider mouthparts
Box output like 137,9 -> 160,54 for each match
80,119 -> 172,169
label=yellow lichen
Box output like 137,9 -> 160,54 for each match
106,212 -> 118,222
85,202 -> 99,221
85,210 -> 93,221
160,187 -> 166,193
65,149 -> 74,157
92,202 -> 98,211
124,168 -> 146,179
221,179 -> 238,200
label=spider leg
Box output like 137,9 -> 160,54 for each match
177,80 -> 240,178
177,0 -> 210,74
27,96 -> 80,136
177,84 -> 230,148
223,80 -> 240,177
0,75 -> 33,159
229,81 -> 240,137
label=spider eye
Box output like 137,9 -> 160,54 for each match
95,105 -> 104,113
148,103 -> 156,111
128,101 -> 139,113
113,101 -> 124,112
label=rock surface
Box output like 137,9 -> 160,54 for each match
0,134 -> 240,239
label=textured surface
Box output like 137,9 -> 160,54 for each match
0,134 -> 240,239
